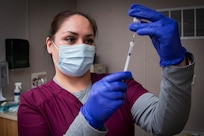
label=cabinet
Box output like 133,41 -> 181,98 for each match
0,117 -> 18,136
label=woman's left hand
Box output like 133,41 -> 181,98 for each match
128,4 -> 186,67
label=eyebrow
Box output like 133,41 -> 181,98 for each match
62,31 -> 94,37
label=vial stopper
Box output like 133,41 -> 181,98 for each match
133,17 -> 141,23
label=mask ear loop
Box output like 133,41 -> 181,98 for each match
50,40 -> 60,66
51,40 -> 59,50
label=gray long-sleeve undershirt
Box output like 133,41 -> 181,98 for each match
132,58 -> 194,135
64,53 -> 194,136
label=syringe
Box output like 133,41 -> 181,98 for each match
123,17 -> 141,71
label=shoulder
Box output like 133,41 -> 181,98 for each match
20,80 -> 62,106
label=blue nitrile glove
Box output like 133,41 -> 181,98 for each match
128,4 -> 186,67
81,71 -> 132,129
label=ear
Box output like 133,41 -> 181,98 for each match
46,37 -> 53,54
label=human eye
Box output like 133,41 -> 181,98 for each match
84,38 -> 94,45
65,36 -> 76,44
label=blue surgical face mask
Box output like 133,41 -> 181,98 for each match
52,41 -> 96,77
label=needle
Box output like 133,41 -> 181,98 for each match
123,17 -> 141,71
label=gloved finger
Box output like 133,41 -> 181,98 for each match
129,22 -> 159,36
129,18 -> 174,37
103,71 -> 132,83
92,78 -> 128,93
102,81 -> 128,93
128,4 -> 165,22
108,99 -> 125,110
100,88 -> 126,100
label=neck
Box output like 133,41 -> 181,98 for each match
54,70 -> 91,92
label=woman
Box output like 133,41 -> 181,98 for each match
18,4 -> 194,136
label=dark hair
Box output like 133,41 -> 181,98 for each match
48,10 -> 98,40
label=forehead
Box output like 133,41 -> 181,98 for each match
57,14 -> 94,34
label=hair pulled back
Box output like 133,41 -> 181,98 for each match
48,10 -> 98,40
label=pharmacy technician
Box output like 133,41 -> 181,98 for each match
18,4 -> 195,136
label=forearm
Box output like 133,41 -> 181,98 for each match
64,111 -> 107,136
132,53 -> 195,135
154,61 -> 194,135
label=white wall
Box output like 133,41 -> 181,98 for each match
76,0 -> 204,135
0,0 -> 76,100
0,0 -> 29,99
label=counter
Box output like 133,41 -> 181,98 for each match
0,112 -> 17,121
0,112 -> 18,136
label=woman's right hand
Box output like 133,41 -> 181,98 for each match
81,71 -> 132,129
